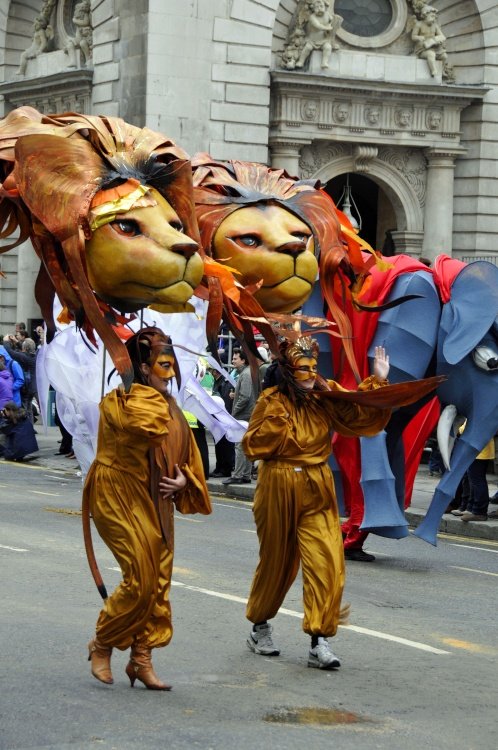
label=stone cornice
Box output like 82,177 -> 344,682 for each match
270,70 -> 488,105
270,71 -> 486,151
0,69 -> 93,99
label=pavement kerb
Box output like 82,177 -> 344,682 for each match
206,479 -> 498,544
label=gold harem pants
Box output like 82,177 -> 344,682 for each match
246,460 -> 345,637
87,464 -> 173,652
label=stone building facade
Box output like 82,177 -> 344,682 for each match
0,0 -> 497,331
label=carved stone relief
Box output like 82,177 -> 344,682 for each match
354,145 -> 378,173
17,0 -> 57,76
281,0 -> 342,71
272,93 -> 459,141
279,0 -> 455,83
299,141 -> 349,179
407,1 -> 455,82
15,0 -> 93,78
377,146 -> 427,206
298,141 -> 427,209
301,99 -> 319,121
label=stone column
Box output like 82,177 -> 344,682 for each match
391,230 -> 424,258
422,148 -> 463,260
269,140 -> 306,178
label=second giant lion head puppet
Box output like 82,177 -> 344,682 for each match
0,106 -> 205,388
193,153 -> 383,381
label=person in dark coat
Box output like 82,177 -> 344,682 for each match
0,401 -> 38,461
210,367 -> 235,477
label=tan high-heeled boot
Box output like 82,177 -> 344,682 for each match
125,644 -> 171,690
87,637 -> 113,684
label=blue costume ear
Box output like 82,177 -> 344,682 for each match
442,262 -> 498,365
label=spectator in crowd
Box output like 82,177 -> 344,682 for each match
0,400 -> 38,461
15,329 -> 29,349
262,350 -> 283,390
460,435 -> 495,522
0,345 -> 24,406
0,354 -> 14,409
54,399 -> 74,457
34,325 -> 45,349
450,473 -> 473,516
3,335 -> 38,422
210,367 -> 235,478
257,346 -> 270,387
222,348 -> 257,485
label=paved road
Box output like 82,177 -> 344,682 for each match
1,460 -> 497,749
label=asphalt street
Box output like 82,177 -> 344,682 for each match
1,452 -> 497,750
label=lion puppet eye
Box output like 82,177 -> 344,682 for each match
232,234 -> 261,248
111,219 -> 142,236
291,231 -> 311,243
169,219 -> 184,233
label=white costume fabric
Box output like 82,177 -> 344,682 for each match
37,298 -> 247,479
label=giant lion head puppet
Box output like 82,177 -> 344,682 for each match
0,106 -> 205,388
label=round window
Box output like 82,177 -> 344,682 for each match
335,0 -> 393,38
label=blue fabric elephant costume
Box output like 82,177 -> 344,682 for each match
305,253 -> 498,546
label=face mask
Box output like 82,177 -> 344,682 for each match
151,353 -> 176,380
292,357 -> 318,382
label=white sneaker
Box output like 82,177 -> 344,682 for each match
247,623 -> 280,656
308,637 -> 341,670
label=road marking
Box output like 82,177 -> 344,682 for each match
1,460 -> 65,472
243,529 -> 257,534
450,565 -> 498,578
448,543 -> 498,555
175,516 -> 204,523
171,581 -> 450,655
440,638 -> 495,655
212,499 -> 253,510
29,490 -> 60,497
440,533 -> 498,547
340,625 -> 449,654
0,544 -> 28,552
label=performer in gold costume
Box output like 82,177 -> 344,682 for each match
243,337 -> 391,669
84,327 -> 211,689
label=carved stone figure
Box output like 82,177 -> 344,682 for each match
281,0 -> 342,71
410,4 -> 455,82
17,17 -> 53,76
426,109 -> 442,130
280,28 -> 306,70
395,108 -> 413,128
65,0 -> 93,68
16,0 -> 56,76
333,102 -> 350,124
302,100 -> 319,121
365,106 -> 381,126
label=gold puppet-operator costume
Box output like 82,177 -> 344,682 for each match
243,337 -> 391,669
83,328 -> 211,689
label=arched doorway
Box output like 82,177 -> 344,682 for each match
325,172 -> 397,255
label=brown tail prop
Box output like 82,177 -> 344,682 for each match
81,491 -> 108,600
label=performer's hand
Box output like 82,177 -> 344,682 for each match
159,464 -> 187,499
373,346 -> 390,380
